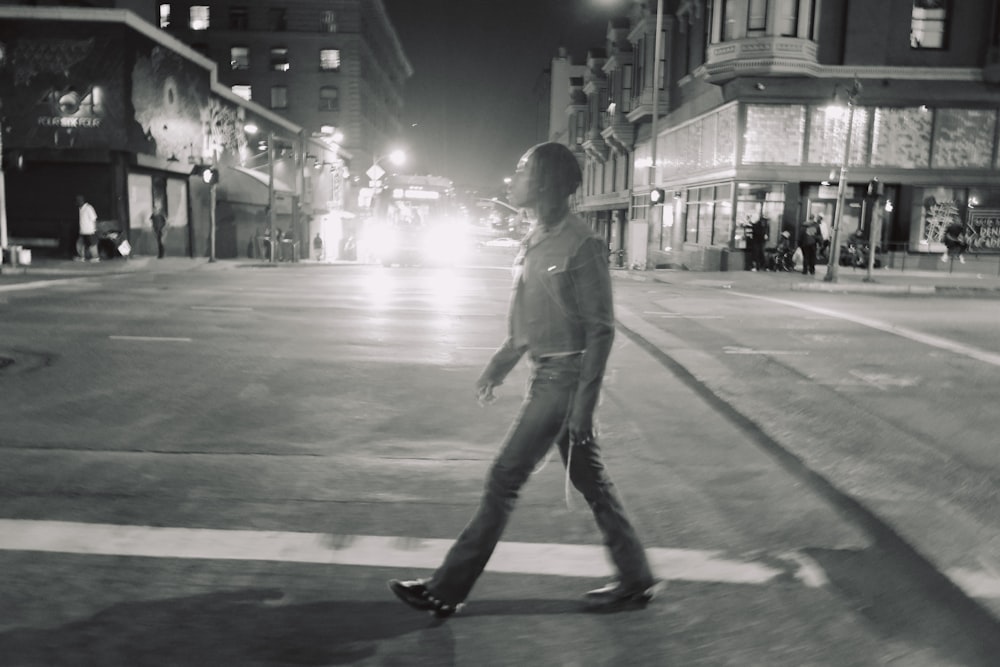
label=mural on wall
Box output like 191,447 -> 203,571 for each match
131,47 -> 210,163
0,26 -> 143,151
206,96 -> 249,164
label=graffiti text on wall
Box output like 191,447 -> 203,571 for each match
967,211 -> 1000,252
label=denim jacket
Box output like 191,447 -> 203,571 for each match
479,213 -> 615,421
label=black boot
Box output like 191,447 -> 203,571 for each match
387,579 -> 461,618
583,579 -> 665,613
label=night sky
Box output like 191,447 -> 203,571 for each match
381,0 -> 621,191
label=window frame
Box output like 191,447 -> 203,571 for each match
230,46 -> 249,71
270,47 -> 290,72
270,85 -> 288,110
319,48 -> 341,72
189,6 -> 210,31
318,86 -> 339,112
910,0 -> 949,50
158,3 -> 171,29
268,7 -> 288,31
231,85 -> 252,102
229,6 -> 248,30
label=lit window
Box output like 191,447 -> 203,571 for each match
159,3 -> 171,28
319,86 -> 339,111
232,85 -> 252,101
271,86 -> 288,109
911,0 -> 948,49
271,47 -> 290,72
230,46 -> 249,70
320,49 -> 341,71
321,10 -> 337,33
190,6 -> 210,31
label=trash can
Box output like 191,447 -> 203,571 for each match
7,244 -> 29,268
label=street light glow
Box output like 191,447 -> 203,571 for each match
388,149 -> 406,166
244,122 -> 259,135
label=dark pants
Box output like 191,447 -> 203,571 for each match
428,355 -> 655,605
154,231 -> 165,259
750,242 -> 766,270
801,244 -> 816,274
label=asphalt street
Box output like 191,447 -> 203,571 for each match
1,252 -> 999,666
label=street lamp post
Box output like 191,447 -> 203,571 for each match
824,77 -> 863,283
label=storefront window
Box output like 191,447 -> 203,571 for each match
735,182 -> 785,245
683,183 -> 735,245
912,186 -> 964,250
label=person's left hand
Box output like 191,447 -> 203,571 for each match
568,413 -> 595,447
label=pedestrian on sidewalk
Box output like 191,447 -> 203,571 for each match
799,215 -> 819,275
150,206 -> 167,259
942,221 -> 967,264
750,215 -> 769,271
388,142 -> 662,618
75,194 -> 99,262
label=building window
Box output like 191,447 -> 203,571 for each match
271,86 -> 288,110
911,0 -> 948,49
159,4 -> 171,28
319,86 -> 339,111
722,0 -> 739,40
776,0 -> 798,36
189,6 -> 210,31
229,6 -> 248,30
747,0 -> 767,33
232,85 -> 252,101
320,49 -> 341,71
230,46 -> 249,70
270,47 -> 290,72
268,7 -> 287,31
621,63 -> 633,113
321,10 -> 337,32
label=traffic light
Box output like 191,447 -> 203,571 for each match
650,188 -> 666,205
197,166 -> 220,184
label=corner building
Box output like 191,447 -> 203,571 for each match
571,0 -> 1000,271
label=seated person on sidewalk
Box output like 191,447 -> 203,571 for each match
942,221 -> 968,264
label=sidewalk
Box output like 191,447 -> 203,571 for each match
612,259 -> 1000,297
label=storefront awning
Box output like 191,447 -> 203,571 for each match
217,166 -> 295,206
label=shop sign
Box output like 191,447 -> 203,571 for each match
36,85 -> 105,129
967,211 -> 1000,251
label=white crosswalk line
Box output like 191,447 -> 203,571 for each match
0,519 -> 809,587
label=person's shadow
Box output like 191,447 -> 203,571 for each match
0,588 -> 459,666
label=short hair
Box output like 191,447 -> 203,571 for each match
525,142 -> 582,200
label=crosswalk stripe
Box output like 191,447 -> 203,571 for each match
0,519 -> 807,587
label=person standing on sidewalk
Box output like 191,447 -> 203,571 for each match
75,194 -> 99,262
150,206 -> 167,259
799,215 -> 819,275
750,215 -> 769,271
388,142 -> 662,619
942,220 -> 967,264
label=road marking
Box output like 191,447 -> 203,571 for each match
0,519 -> 815,588
191,305 -> 254,312
643,311 -> 723,319
723,346 -> 810,356
731,292 -> 1000,368
0,277 -> 93,292
109,335 -> 193,343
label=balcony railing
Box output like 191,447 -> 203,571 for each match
702,36 -> 819,83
